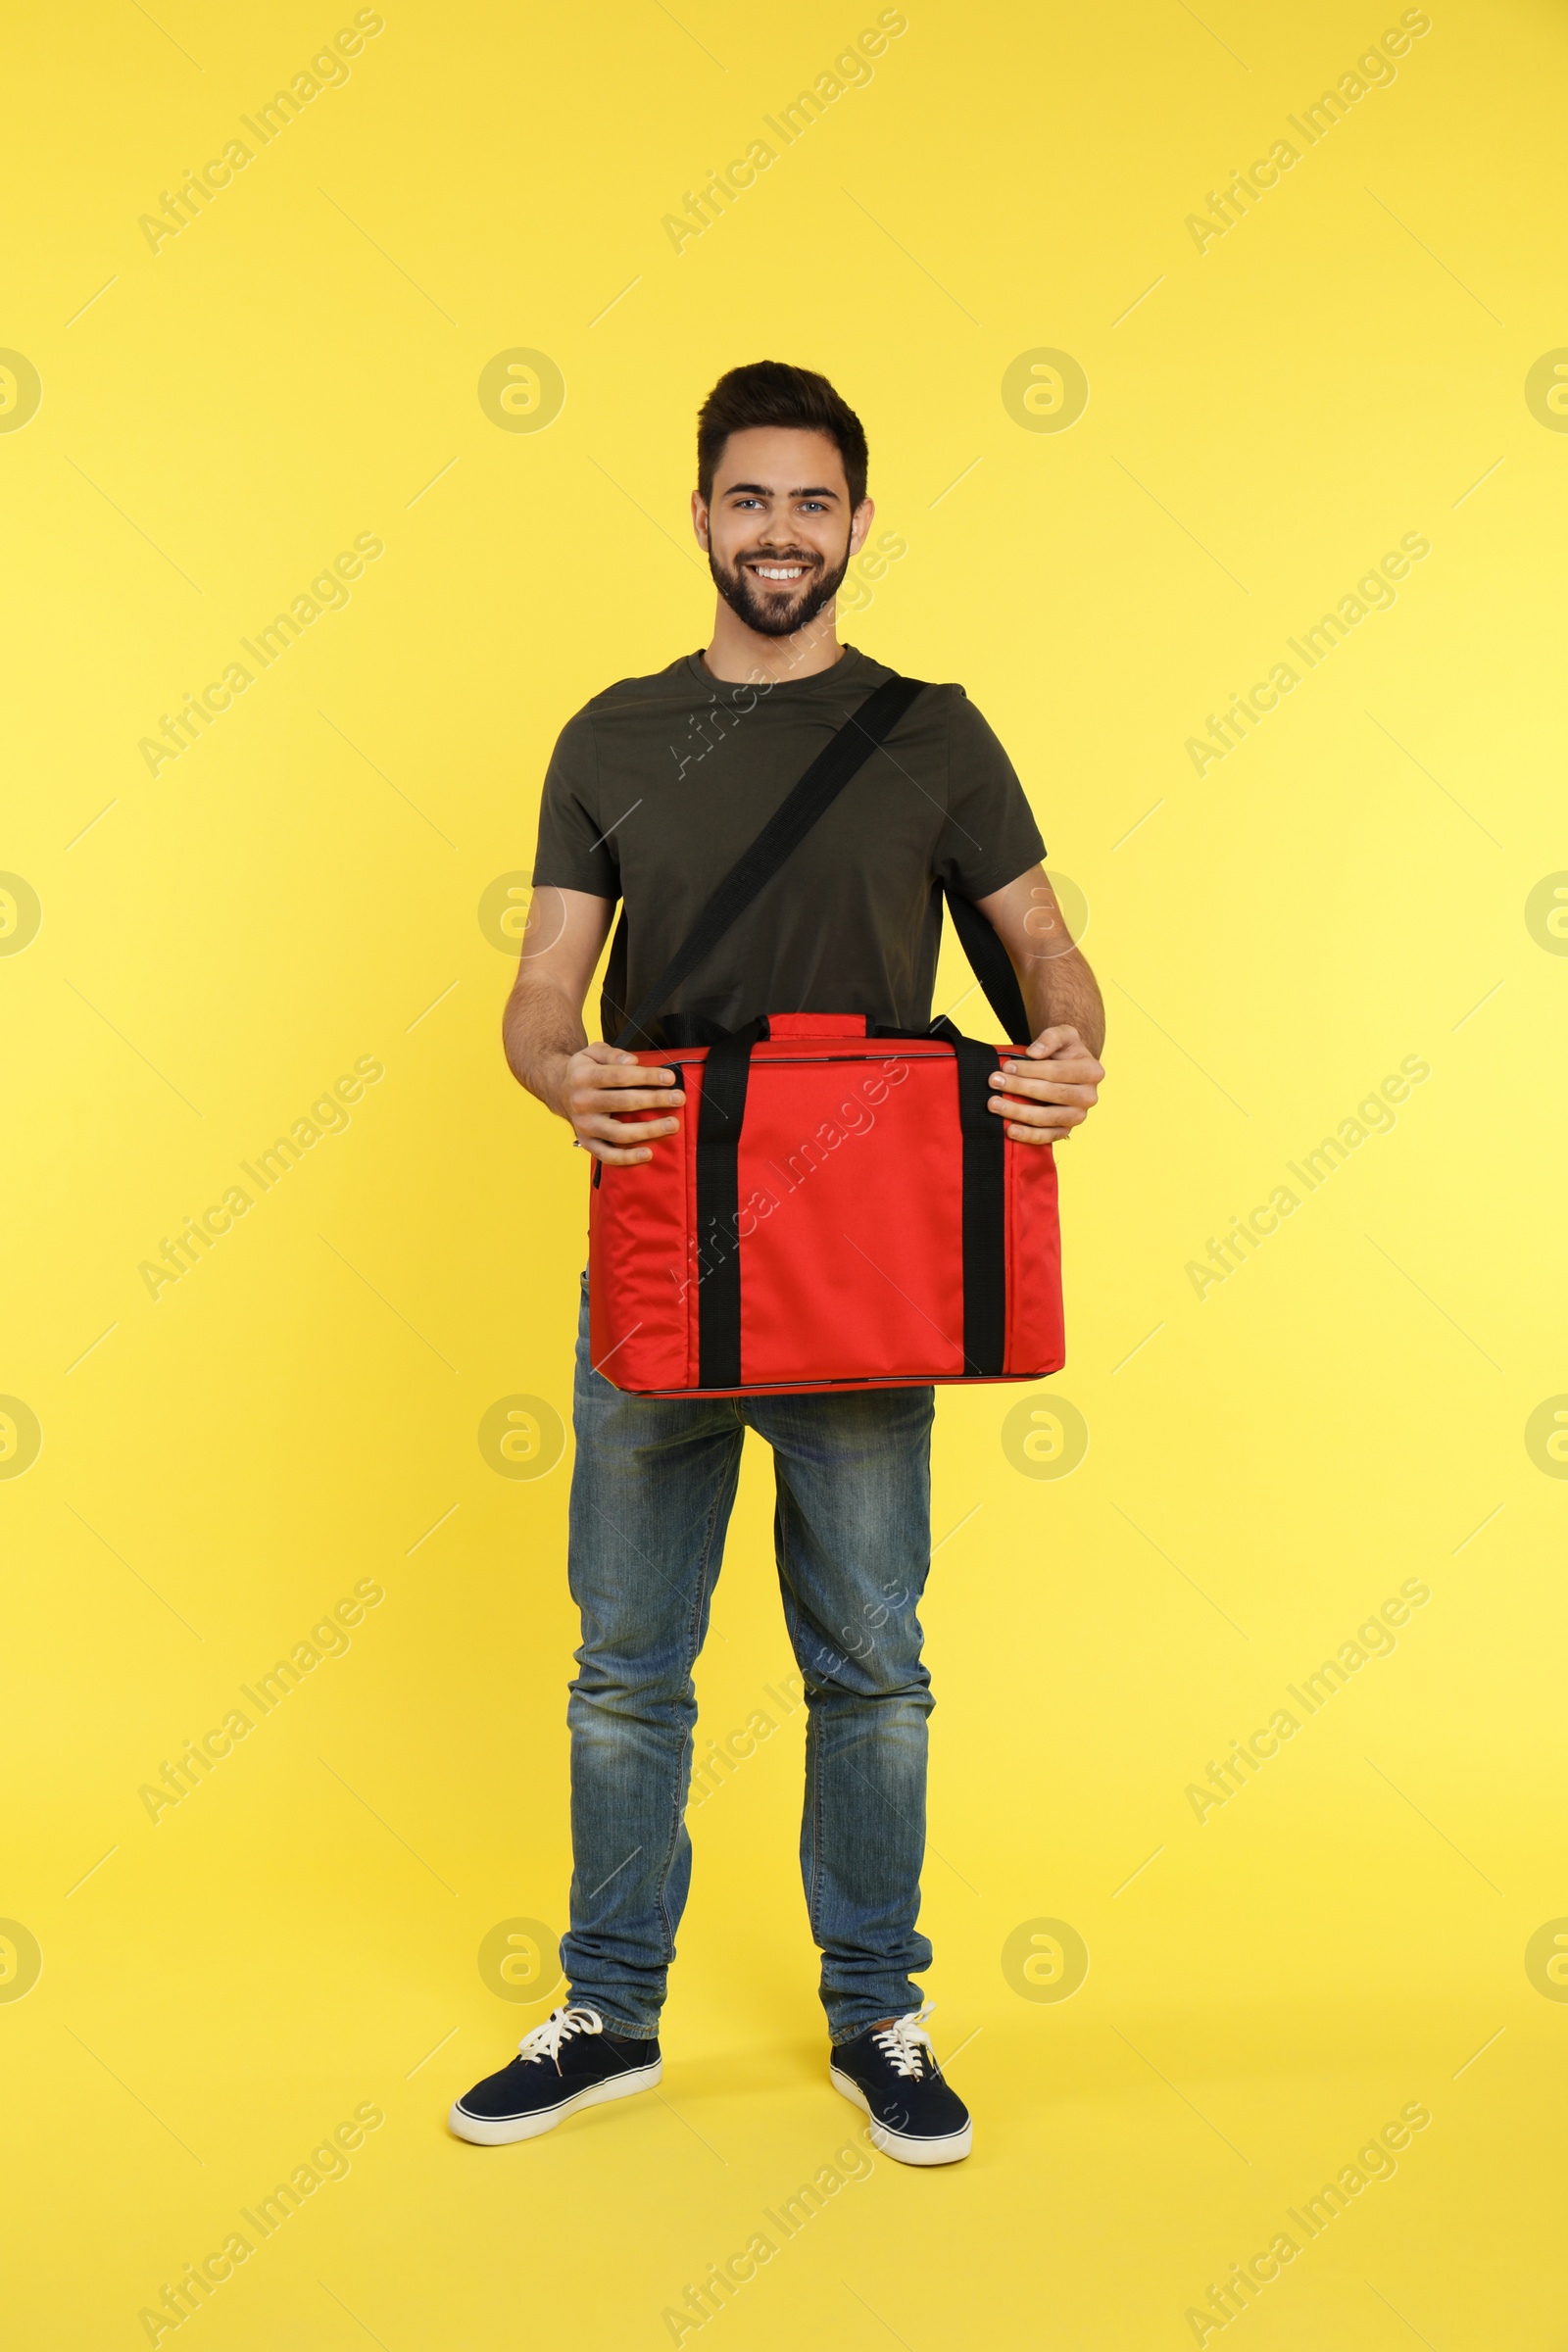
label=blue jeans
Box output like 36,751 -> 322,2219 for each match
560,1278 -> 936,2045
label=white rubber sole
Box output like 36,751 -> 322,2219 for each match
448,2057 -> 662,2146
829,2067 -> 973,2166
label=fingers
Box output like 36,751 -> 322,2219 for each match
569,1051 -> 684,1128
569,1054 -> 685,1164
988,1075 -> 1093,1144
993,1104 -> 1082,1142
1024,1024 -> 1083,1058
581,1057 -> 684,1091
1004,1050 -> 1104,1084
576,1135 -> 672,1165
573,1084 -> 686,1116
580,1137 -> 665,1166
988,1068 -> 1099,1110
576,1109 -> 680,1152
996,1099 -> 1078,1143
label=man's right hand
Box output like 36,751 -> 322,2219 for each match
553,1041 -> 685,1165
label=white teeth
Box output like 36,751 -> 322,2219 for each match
755,564 -> 804,579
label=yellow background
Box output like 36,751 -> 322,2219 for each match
5,0 -> 1567,2342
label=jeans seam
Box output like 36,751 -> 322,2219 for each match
653,1431 -> 741,1965
809,1719 -> 825,1943
779,1486 -> 827,1941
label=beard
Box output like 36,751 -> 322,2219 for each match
708,534 -> 852,639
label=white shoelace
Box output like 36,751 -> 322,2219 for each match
516,2003 -> 604,2071
871,2002 -> 938,2080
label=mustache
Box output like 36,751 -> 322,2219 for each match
738,548 -> 820,569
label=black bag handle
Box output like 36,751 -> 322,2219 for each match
612,672 -> 927,1048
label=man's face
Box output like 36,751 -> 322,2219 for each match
693,426 -> 872,639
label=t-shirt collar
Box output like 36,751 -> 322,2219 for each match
684,644 -> 865,696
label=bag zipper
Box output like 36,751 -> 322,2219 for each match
653,1048 -> 958,1069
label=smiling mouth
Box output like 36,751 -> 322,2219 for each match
746,559 -> 813,584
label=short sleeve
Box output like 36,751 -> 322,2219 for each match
531,710 -> 618,900
934,689 -> 1046,899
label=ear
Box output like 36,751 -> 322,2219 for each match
691,488 -> 711,551
848,495 -> 875,558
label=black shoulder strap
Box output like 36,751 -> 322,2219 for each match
943,885 -> 1031,1046
612,672 -> 927,1049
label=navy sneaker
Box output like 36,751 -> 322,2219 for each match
830,2003 -> 972,2166
448,2004 -> 662,2145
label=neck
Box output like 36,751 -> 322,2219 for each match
701,596 -> 847,685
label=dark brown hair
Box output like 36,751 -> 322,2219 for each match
697,361 -> 869,511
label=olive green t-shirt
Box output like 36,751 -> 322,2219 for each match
531,645 -> 1045,1039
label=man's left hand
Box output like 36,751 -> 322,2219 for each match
986,1024 -> 1104,1146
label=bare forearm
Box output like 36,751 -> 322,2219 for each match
1021,946 -> 1105,1060
501,887 -> 685,1164
502,976 -> 585,1121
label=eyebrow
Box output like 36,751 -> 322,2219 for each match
721,481 -> 842,501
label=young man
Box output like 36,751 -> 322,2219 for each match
451,362 -> 1105,2165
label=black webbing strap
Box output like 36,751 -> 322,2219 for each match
695,1022 -> 762,1387
943,887 -> 1031,1046
953,1039 -> 1007,1375
613,673 -> 928,1050
941,890 -> 1024,1371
